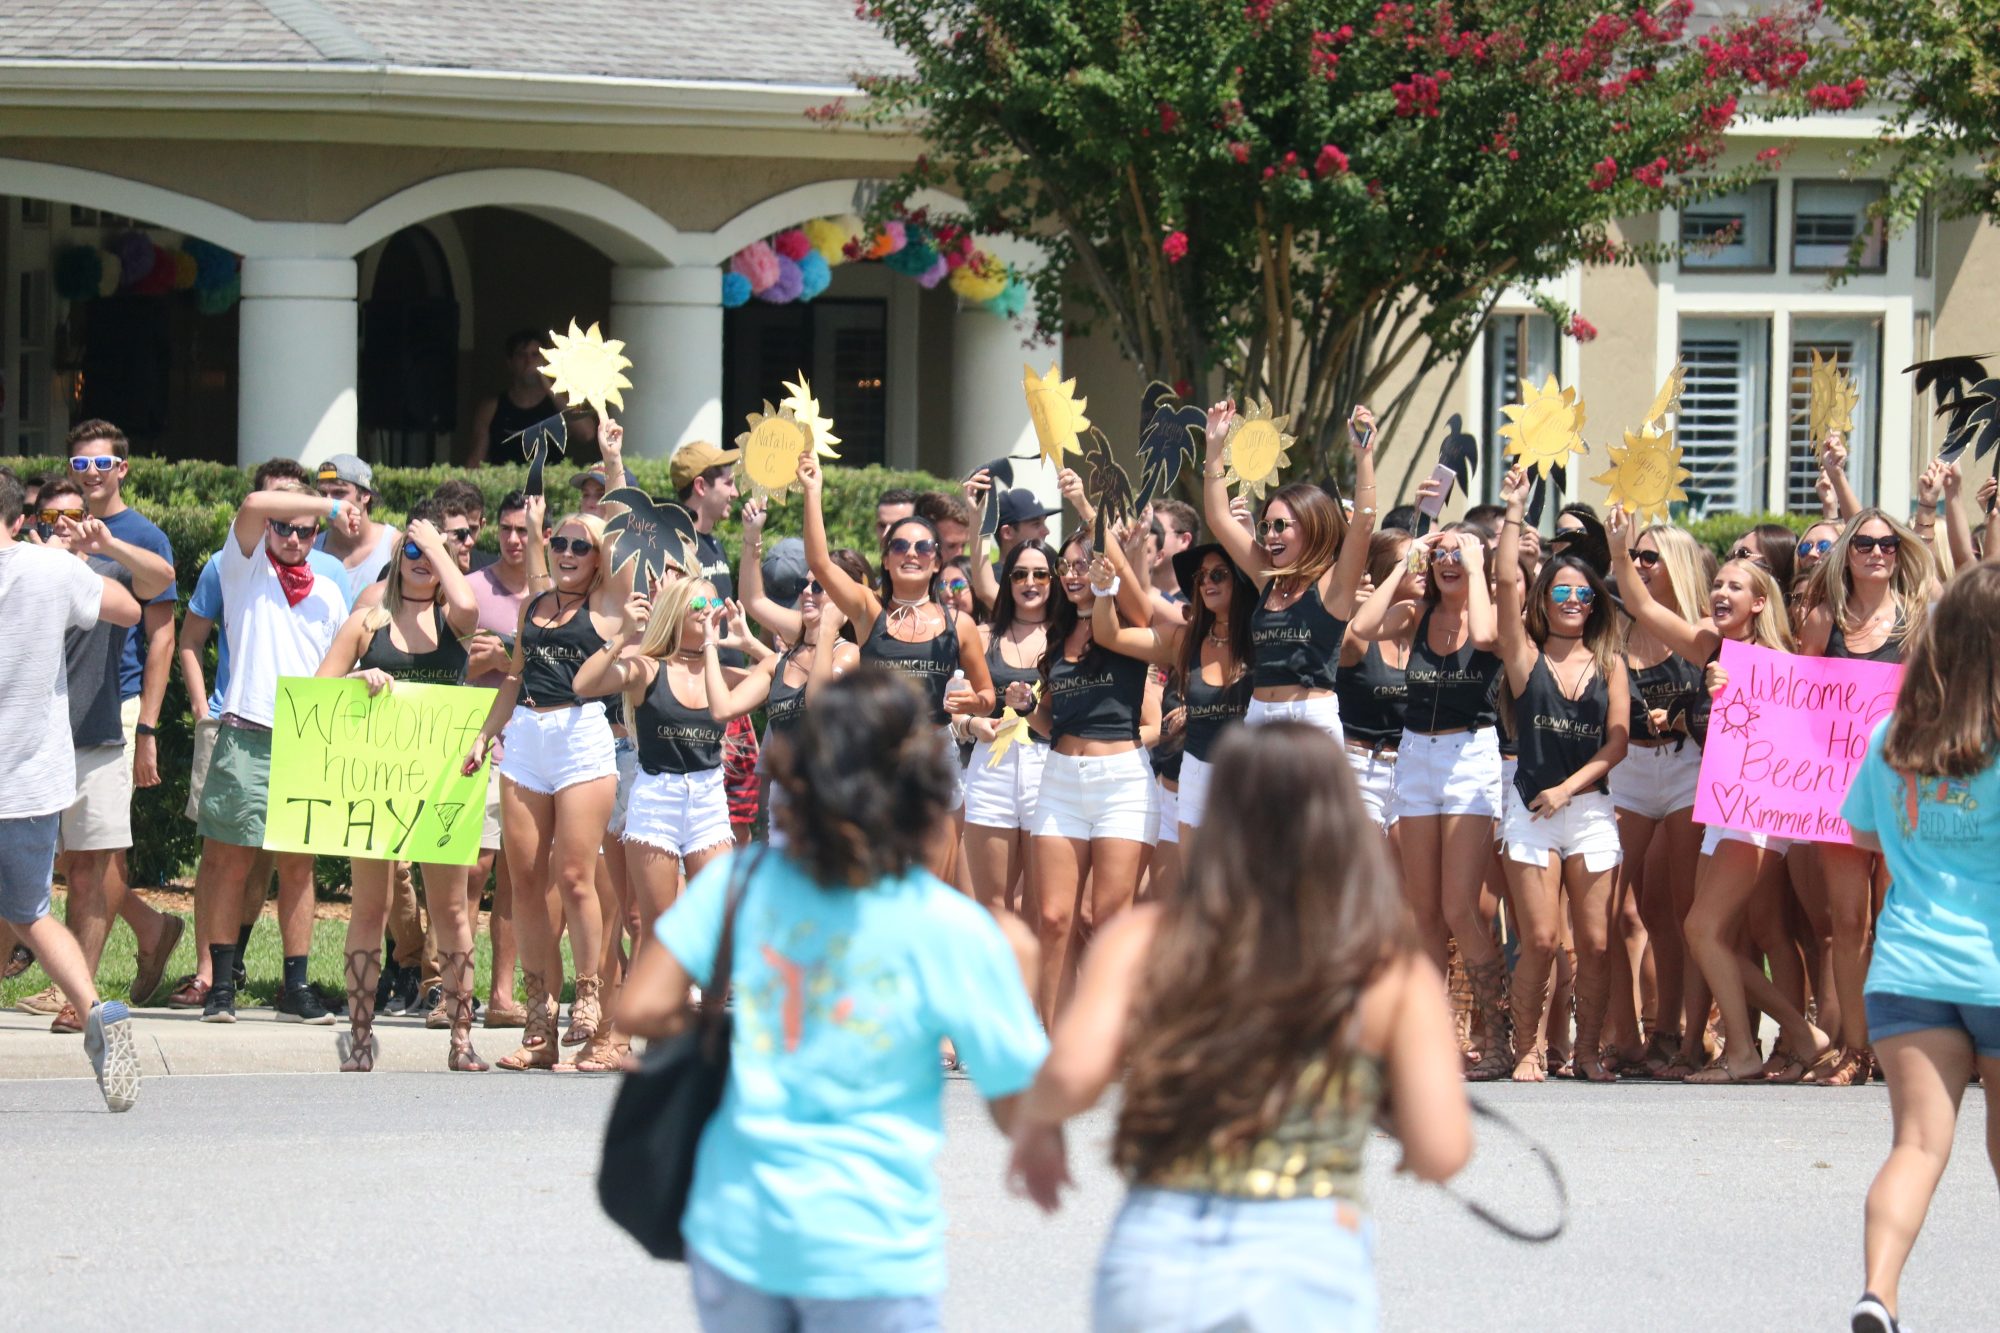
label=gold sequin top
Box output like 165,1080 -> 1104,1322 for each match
1137,1051 -> 1384,1203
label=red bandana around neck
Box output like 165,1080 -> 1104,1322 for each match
268,549 -> 315,607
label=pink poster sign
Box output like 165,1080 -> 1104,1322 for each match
1692,639 -> 1903,847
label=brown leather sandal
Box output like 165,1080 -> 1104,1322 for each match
496,974 -> 559,1071
562,974 -> 603,1047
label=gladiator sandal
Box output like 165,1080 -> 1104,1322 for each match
441,950 -> 487,1073
1507,950 -> 1555,1083
1571,950 -> 1618,1083
1546,947 -> 1578,1077
338,948 -> 381,1074
1463,958 -> 1513,1082
1446,940 -> 1475,1056
496,972 -> 559,1071
562,974 -> 603,1048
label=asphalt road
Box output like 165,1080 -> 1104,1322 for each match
2,1073 -> 1992,1331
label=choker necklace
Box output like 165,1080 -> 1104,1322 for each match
1206,627 -> 1230,647
887,595 -> 931,631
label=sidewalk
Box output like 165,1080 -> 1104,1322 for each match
0,1007 -> 525,1079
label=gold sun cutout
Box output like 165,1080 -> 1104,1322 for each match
779,373 -> 842,461
1807,349 -> 1859,448
1500,374 -> 1589,479
539,319 -> 633,419
735,401 -> 813,502
1593,427 -> 1691,523
1642,362 -> 1686,434
986,684 -> 1040,768
1222,396 -> 1295,501
1023,363 -> 1090,469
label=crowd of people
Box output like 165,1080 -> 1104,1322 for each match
2,390 -> 1997,1332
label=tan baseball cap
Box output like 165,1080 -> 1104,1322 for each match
670,440 -> 741,493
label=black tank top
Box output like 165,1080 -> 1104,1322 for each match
1047,643 -> 1150,743
519,592 -> 608,709
357,603 -> 467,686
489,391 -> 560,462
863,606 -> 960,725
1250,580 -> 1345,691
762,655 -> 810,742
1627,654 -> 1703,745
1334,642 -> 1407,747
1152,673 -> 1185,782
1826,616 -> 1905,664
985,626 -> 1045,718
1405,607 -> 1501,733
1512,654 -> 1610,806
1182,666 -> 1251,762
634,662 -> 727,775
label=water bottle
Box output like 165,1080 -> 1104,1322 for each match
945,669 -> 970,708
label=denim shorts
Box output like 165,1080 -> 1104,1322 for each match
1094,1188 -> 1378,1333
0,813 -> 61,925
1864,991 -> 2000,1057
687,1250 -> 940,1333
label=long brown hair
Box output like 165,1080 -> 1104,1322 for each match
1883,564 -> 2000,779
1263,483 -> 1343,592
1812,507 -> 1939,651
1115,723 -> 1412,1179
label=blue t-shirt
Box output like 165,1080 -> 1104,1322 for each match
188,545 -> 351,714
103,505 -> 175,700
657,848 -> 1047,1300
1842,719 -> 2000,1006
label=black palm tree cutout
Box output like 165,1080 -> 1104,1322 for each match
602,487 -> 699,590
508,411 -> 568,497
1938,380 -> 2000,463
1441,414 -> 1481,494
974,455 -> 1026,539
1905,355 -> 1990,412
1134,381 -> 1205,510
1525,472 -> 1551,527
1082,427 -> 1135,552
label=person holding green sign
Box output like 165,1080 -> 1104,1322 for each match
315,501 -> 483,1072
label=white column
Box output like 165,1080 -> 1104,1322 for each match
237,257 -> 358,467
610,265 -> 723,458
952,304 -> 1060,505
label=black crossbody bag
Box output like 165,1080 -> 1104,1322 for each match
597,847 -> 760,1261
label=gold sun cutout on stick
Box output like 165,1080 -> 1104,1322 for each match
1500,374 -> 1590,479
539,320 -> 633,419
1222,397 -> 1294,501
1023,363 -> 1090,469
1593,427 -> 1691,523
1642,362 -> 1686,434
779,374 -> 842,462
1807,349 -> 1859,450
736,402 -> 814,502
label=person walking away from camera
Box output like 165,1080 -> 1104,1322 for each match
619,669 -> 1047,1332
1006,723 -> 1470,1332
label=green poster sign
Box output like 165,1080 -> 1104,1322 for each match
263,677 -> 497,867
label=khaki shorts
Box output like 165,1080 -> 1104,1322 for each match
185,715 -> 221,823
61,744 -> 134,852
195,723 -> 273,849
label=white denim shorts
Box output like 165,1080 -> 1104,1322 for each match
1503,787 -> 1622,873
606,739 -> 638,838
963,736 -> 1048,831
623,766 -> 733,860
1031,749 -> 1158,845
1245,692 -> 1344,745
1394,727 -> 1502,819
1153,779 -> 1180,845
1176,753 -> 1216,831
1345,743 -> 1400,830
1700,825 -> 1793,858
498,703 -> 619,795
1609,742 -> 1701,821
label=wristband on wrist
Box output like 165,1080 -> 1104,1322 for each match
1090,575 -> 1122,599
135,722 -> 157,737
327,501 -> 342,524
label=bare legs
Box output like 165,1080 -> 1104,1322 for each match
1684,841 -> 1828,1082
965,824 -> 1032,916
1030,834 -> 1147,1026
495,774 -> 615,1071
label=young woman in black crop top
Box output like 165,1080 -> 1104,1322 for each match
316,508 -> 484,1073
1609,505 -> 1833,1086
958,540 -> 1057,917
464,504 -> 634,1072
800,454 -> 993,885
1200,401 -> 1380,741
1023,524 -> 1164,1025
1494,467 -> 1631,1082
1336,531 -> 1420,833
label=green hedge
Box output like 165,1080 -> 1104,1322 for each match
2,456 -> 954,887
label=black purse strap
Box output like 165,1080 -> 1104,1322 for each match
698,846 -> 763,1061
1437,1098 -> 1570,1243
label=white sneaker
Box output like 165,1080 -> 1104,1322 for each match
83,1000 -> 139,1113
1852,1293 -> 1901,1333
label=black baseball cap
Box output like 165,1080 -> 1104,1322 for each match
997,488 -> 1059,529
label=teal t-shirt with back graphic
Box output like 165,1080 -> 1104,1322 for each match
656,848 -> 1047,1300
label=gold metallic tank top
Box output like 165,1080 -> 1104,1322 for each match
1138,1051 -> 1384,1203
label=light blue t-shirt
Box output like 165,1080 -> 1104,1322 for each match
188,545 -> 351,714
1842,719 -> 2000,1006
657,848 -> 1047,1300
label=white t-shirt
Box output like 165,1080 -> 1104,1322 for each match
217,536 -> 347,727
0,543 -> 103,818
314,525 -> 400,604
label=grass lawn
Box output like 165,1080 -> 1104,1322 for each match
3,892 -> 580,1013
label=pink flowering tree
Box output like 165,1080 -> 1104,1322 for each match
843,0 -> 1821,477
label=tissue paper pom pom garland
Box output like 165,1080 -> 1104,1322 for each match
797,252 -> 832,302
730,240 -> 780,295
803,218 -> 852,265
52,235 -> 242,310
757,254 -> 805,304
723,213 -> 1026,317
773,228 -> 812,262
721,271 -> 752,308
54,246 -> 103,302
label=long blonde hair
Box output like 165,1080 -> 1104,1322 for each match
637,578 -> 715,659
1723,558 -> 1796,652
1812,508 -> 1939,650
1635,523 -> 1713,630
362,500 -> 445,635
551,511 -> 611,596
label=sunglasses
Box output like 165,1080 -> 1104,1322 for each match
1059,560 -> 1093,576
68,456 -> 118,473
442,526 -> 477,545
38,506 -> 85,525
887,537 -> 937,557
1432,548 -> 1464,567
1631,549 -> 1664,570
548,536 -> 595,556
801,578 -> 823,596
1256,517 -> 1295,540
1197,566 -> 1233,587
1728,545 -> 1761,563
267,519 -> 319,540
942,577 -> 970,595
1796,538 -> 1833,557
1552,527 -> 1588,543
1850,534 -> 1901,554
1009,567 -> 1053,585
1550,585 -> 1597,605
690,596 -> 718,612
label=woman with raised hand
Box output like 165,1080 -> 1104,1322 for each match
960,540 -> 1058,916
1841,566 -> 2000,1333
1335,531 -> 1419,835
319,502 -> 482,1072
1609,505 -> 1830,1083
1199,402 -> 1379,740
1493,468 -> 1630,1082
1351,522 -> 1504,1076
1798,506 -> 1943,1088
1605,521 -> 1715,1079
463,502 -> 632,1072
1006,723 -> 1470,1332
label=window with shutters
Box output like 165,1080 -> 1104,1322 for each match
1482,312 -> 1557,501
1680,183 -> 1777,272
1785,318 -> 1881,512
1676,318 -> 1770,514
1792,181 -> 1887,273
